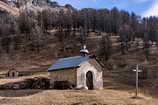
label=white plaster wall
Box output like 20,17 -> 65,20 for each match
76,61 -> 103,89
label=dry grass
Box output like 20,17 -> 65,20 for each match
0,73 -> 49,85
0,72 -> 158,105
0,89 -> 158,105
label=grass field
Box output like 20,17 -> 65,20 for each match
0,72 -> 158,105
0,89 -> 158,105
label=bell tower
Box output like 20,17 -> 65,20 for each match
80,45 -> 89,57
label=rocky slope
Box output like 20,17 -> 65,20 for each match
0,0 -> 19,16
0,0 -> 75,15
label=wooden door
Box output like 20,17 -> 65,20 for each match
86,71 -> 93,89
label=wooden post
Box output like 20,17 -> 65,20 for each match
136,64 -> 138,97
133,64 -> 142,98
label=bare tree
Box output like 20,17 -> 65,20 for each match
97,35 -> 112,65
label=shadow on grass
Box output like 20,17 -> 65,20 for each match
103,78 -> 135,91
0,89 -> 43,97
103,75 -> 158,99
0,77 -> 50,97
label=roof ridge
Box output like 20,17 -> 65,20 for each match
48,56 -> 90,71
59,56 -> 88,60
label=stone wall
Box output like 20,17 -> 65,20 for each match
49,60 -> 103,90
49,69 -> 77,88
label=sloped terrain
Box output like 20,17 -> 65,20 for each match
0,31 -> 158,105
0,72 -> 158,105
0,89 -> 158,105
0,0 -> 72,16
0,1 -> 19,15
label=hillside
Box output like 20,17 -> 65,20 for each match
0,26 -> 158,105
0,1 -> 158,105
0,0 -> 73,16
0,1 -> 19,15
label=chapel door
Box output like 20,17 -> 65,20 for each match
86,71 -> 93,89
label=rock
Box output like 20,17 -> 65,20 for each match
13,84 -> 20,90
76,86 -> 88,90
0,77 -> 50,90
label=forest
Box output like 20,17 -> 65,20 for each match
0,1 -> 158,61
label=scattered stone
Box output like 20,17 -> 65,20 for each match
0,77 -> 50,90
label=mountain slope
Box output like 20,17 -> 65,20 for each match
0,0 -> 74,16
0,1 -> 19,16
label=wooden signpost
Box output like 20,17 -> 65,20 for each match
132,64 -> 142,98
